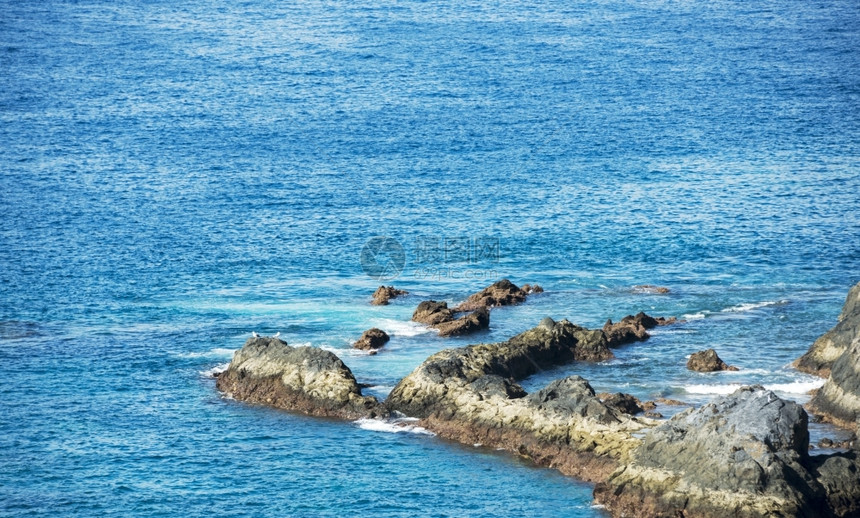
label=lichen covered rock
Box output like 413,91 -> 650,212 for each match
594,386 -> 827,517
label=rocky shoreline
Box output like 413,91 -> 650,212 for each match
214,280 -> 860,517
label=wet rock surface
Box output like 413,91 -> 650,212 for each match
687,348 -> 739,372
809,336 -> 860,429
434,306 -> 490,337
216,336 -> 386,419
795,281 -> 860,378
371,285 -> 408,305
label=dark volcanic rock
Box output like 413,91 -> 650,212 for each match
795,281 -> 860,378
216,336 -> 385,419
594,386 -> 828,518
602,311 -> 677,347
354,328 -> 390,351
435,306 -> 490,337
453,279 -> 540,312
812,450 -> 860,517
384,319 -> 649,482
371,285 -> 408,305
411,300 -> 455,325
687,348 -> 739,372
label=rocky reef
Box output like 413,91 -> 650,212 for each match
594,385 -> 860,517
687,348 -> 739,372
411,300 -> 490,337
795,281 -> 860,378
215,336 -> 386,419
385,318 -> 654,481
371,285 -> 408,306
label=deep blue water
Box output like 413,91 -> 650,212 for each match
1,0 -> 859,516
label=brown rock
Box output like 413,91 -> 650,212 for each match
353,328 -> 390,350
371,285 -> 408,305
686,348 -> 738,372
598,392 -> 646,415
655,397 -> 689,406
453,279 -> 539,312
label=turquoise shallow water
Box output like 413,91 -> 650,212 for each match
1,0 -> 859,516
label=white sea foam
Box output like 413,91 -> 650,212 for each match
320,345 -> 374,357
682,378 -> 825,396
180,348 -> 236,359
371,319 -> 433,337
683,312 -> 707,320
720,300 -> 789,313
200,362 -> 230,377
355,418 -> 435,436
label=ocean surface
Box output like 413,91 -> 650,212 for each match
2,0 -> 859,516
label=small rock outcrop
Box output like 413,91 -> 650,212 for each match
385,319 -> 649,481
602,311 -> 677,347
687,348 -> 739,372
411,300 -> 489,337
435,306 -> 490,337
412,300 -> 455,325
216,336 -> 385,419
452,279 -> 542,312
795,281 -> 860,378
594,386 -> 828,517
354,328 -> 390,351
371,285 -> 408,305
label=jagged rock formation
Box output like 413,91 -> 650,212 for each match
594,386 -> 833,517
371,285 -> 408,305
597,392 -> 657,416
452,279 -> 542,312
795,282 -> 860,377
385,318 -> 653,481
687,348 -> 739,372
215,336 -> 386,419
809,336 -> 860,429
354,328 -> 390,351
602,311 -> 678,347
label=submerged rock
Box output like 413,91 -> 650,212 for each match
385,319 -> 646,481
354,328 -> 390,351
602,311 -> 677,347
371,285 -> 408,306
687,348 -> 739,372
453,279 -> 541,312
632,285 -> 671,294
216,336 -> 385,419
594,386 -> 828,517
795,281 -> 860,378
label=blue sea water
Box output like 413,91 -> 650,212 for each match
1,0 -> 859,516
